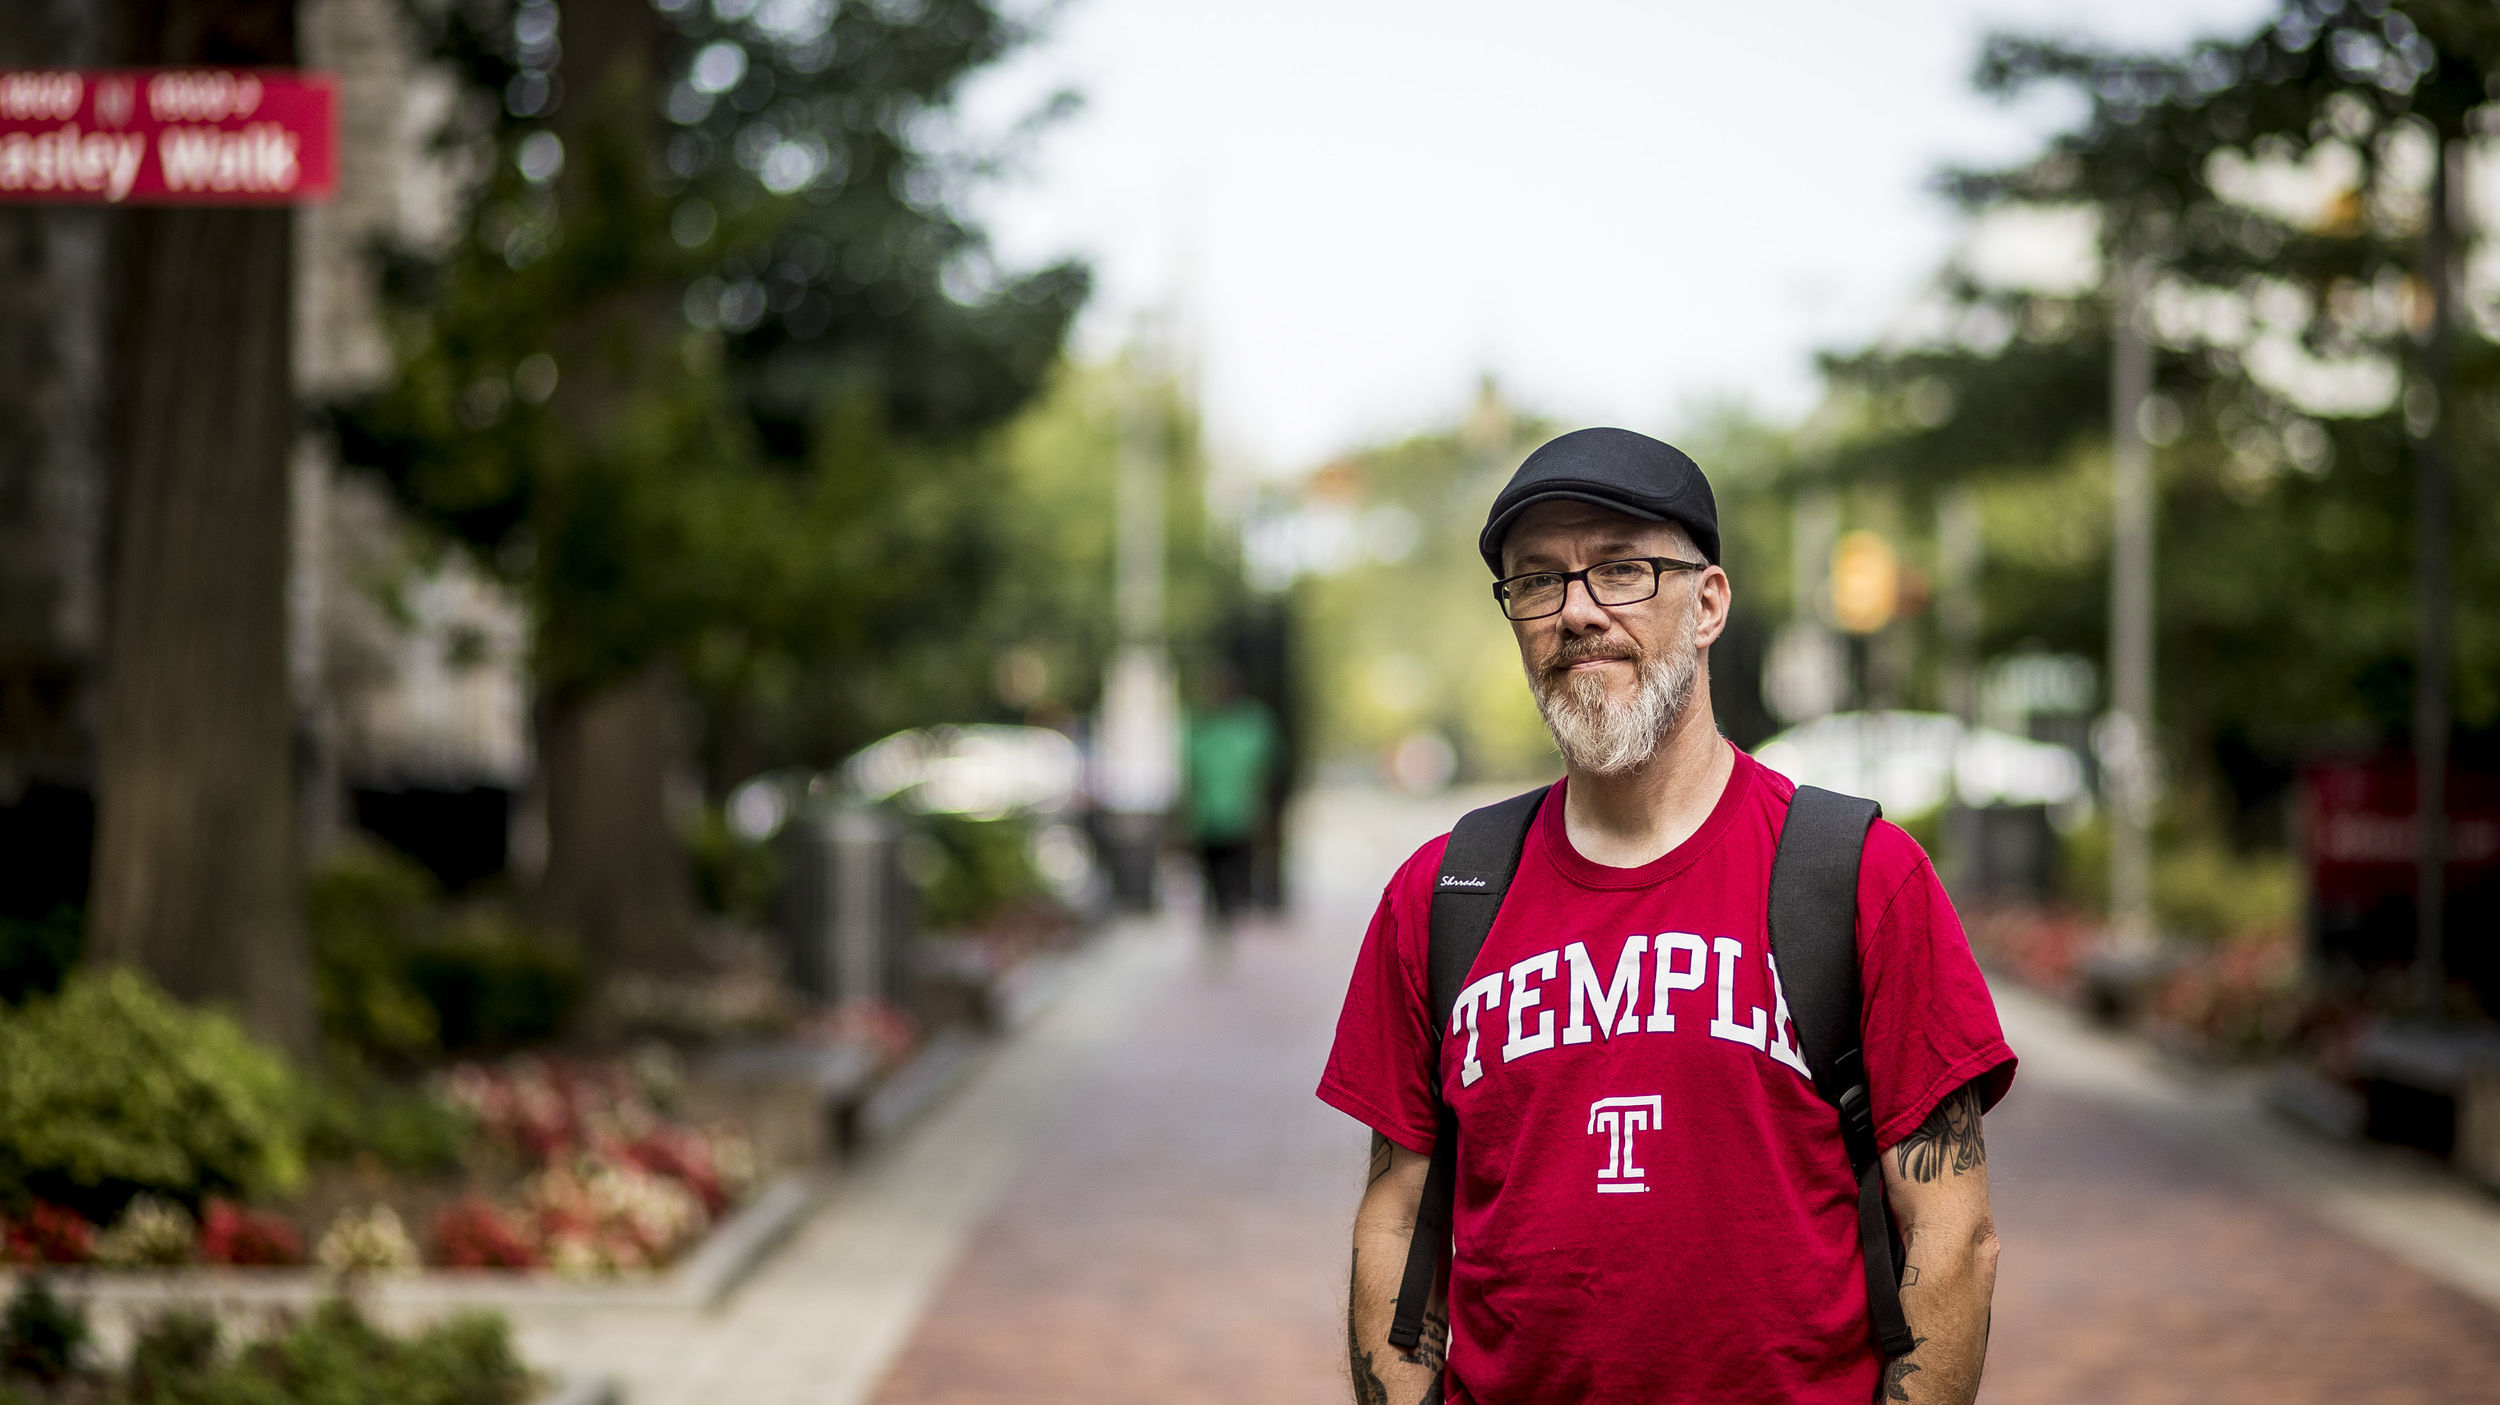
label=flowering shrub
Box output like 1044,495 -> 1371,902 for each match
316,1204 -> 422,1274
2146,930 -> 2308,1060
93,1195 -> 195,1267
432,1055 -> 755,1274
529,1159 -> 705,1275
199,1197 -> 304,1266
431,1197 -> 539,1270
620,1125 -> 729,1215
16,1054 -> 755,1278
438,1057 -> 665,1164
2,1202 -> 93,1265
1960,904 -> 2094,997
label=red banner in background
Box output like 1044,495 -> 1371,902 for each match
0,69 -> 336,205
2304,755 -> 2500,910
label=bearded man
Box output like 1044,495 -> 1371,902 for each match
1320,428 -> 2015,1405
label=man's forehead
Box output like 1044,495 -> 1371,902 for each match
1501,501 -> 1681,560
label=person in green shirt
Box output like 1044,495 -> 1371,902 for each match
1183,667 -> 1278,933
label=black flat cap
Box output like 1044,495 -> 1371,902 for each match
1478,427 -> 1719,574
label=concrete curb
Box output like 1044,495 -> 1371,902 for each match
5,1170 -> 825,1315
537,1375 -> 622,1405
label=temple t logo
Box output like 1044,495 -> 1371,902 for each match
1587,1095 -> 1664,1194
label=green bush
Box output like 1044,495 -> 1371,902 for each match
2054,813 -> 2301,943
0,1279 -> 85,1385
0,969 -> 304,1222
307,846 -> 445,1064
125,1307 -> 219,1402
298,1074 -> 471,1178
913,813 -> 1046,933
688,805 -> 781,928
2151,842 -> 2300,944
22,1290 -> 532,1405
308,846 -> 581,1060
405,908 -> 582,1053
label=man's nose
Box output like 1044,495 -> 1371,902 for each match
1556,576 -> 1613,630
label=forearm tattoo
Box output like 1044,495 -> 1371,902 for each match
1350,1249 -> 1390,1405
1893,1084 -> 1985,1184
1355,1136 -> 1443,1404
1400,1303 -> 1447,1374
1880,1334 -> 1929,1402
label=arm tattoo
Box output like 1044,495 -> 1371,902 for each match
1892,1083 -> 1985,1184
1880,1334 -> 1928,1402
1398,1302 -> 1447,1374
1350,1249 -> 1390,1405
1368,1131 -> 1394,1187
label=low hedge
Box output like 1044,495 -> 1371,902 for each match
0,1277 -> 532,1405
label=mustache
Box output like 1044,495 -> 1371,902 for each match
1541,637 -> 1641,677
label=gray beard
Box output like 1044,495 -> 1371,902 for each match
1529,628 -> 1700,777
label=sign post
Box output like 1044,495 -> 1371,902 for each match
0,69 -> 335,205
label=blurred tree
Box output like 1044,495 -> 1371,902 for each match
84,0 -> 313,1052
1287,384 -> 1559,783
337,0 -> 1085,975
1805,1 -> 2500,826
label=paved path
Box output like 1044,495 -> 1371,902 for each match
503,921 -> 1197,1405
868,918 -> 1359,1405
516,787 -> 2500,1404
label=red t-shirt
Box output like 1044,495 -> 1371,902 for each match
1319,746 -> 2016,1405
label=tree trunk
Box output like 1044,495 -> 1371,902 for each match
519,0 -> 704,978
534,663 -> 701,975
86,0 -> 310,1052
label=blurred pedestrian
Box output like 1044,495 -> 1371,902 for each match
1182,665 -> 1277,934
1321,429 -> 2016,1404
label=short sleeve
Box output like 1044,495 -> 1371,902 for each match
1316,838 -> 1446,1155
1854,823 -> 2018,1151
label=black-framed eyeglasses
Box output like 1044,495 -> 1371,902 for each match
1491,556 -> 1704,621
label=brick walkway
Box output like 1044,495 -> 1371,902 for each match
1984,1089 -> 2500,1404
868,921 -> 1356,1405
863,818 -> 2500,1403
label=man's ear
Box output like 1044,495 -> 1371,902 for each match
1690,567 -> 1732,649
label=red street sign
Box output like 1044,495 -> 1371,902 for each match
2304,755 -> 2500,910
0,69 -> 336,205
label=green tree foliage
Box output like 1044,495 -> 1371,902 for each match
343,0 -> 1087,716
333,0 -> 1091,971
1808,1 -> 2500,819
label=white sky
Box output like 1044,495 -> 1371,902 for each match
961,0 -> 2279,473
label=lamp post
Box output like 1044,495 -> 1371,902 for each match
2104,251 -> 2157,955
2410,135 -> 2461,1018
1095,333 -> 1180,911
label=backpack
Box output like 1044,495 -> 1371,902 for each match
1384,783 -> 1916,1365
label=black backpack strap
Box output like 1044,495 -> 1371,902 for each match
1386,783 -> 1549,1354
1767,784 -> 1916,1359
